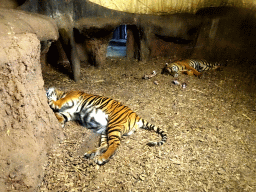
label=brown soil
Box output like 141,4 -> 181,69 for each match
40,57 -> 256,191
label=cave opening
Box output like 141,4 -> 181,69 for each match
106,25 -> 127,58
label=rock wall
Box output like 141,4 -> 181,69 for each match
0,33 -> 64,191
192,6 -> 256,62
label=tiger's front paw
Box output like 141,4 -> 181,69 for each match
48,100 -> 54,107
48,100 -> 60,111
54,113 -> 66,127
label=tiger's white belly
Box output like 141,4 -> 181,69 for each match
80,107 -> 108,134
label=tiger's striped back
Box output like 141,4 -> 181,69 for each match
46,87 -> 167,164
188,59 -> 222,72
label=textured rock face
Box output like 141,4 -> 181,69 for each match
0,8 -> 58,41
0,33 -> 63,191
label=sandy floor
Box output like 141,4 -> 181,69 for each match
40,57 -> 256,191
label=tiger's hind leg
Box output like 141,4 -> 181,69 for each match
84,130 -> 121,165
84,134 -> 108,161
95,130 -> 121,165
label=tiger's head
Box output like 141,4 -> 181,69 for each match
46,87 -> 58,101
170,64 -> 180,73
46,87 -> 65,101
162,63 -> 179,77
169,63 -> 180,77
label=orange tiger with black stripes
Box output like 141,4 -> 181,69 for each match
162,59 -> 226,77
46,87 -> 167,165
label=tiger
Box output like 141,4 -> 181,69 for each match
46,87 -> 167,165
162,59 -> 224,77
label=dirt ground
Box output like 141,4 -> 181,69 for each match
40,57 -> 256,191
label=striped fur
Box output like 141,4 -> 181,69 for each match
188,59 -> 222,72
46,87 -> 167,165
163,59 -> 224,77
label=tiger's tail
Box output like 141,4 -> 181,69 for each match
139,119 -> 167,146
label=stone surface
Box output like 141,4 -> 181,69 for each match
0,33 -> 63,191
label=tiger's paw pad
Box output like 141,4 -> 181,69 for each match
95,156 -> 108,165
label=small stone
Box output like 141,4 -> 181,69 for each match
153,81 -> 159,85
139,174 -> 147,181
9,172 -> 16,179
95,165 -> 100,170
172,80 -> 180,85
182,83 -> 187,88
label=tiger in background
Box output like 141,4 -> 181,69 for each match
162,59 -> 225,77
46,87 -> 167,165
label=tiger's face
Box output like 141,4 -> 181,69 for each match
168,64 -> 180,77
170,64 -> 180,73
46,87 -> 65,102
46,87 -> 58,101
